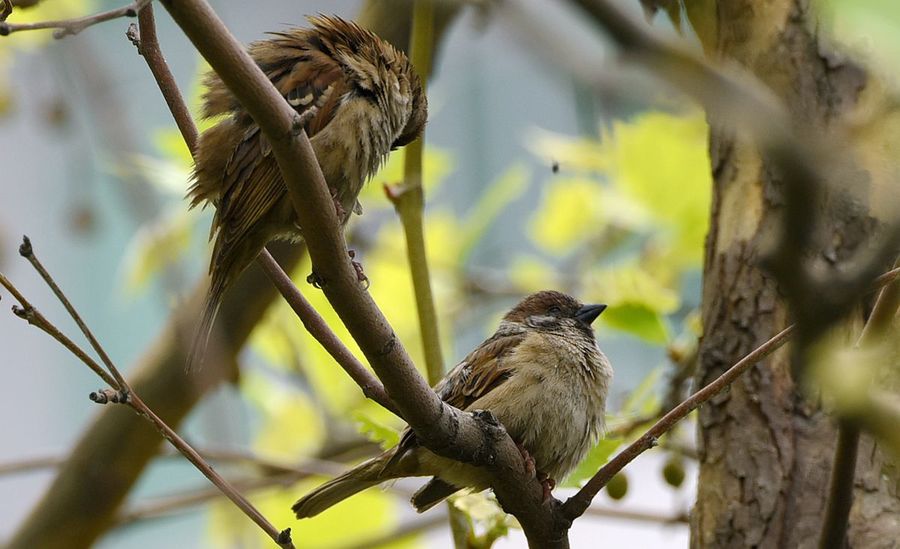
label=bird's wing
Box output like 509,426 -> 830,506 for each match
393,324 -> 527,457
206,36 -> 348,267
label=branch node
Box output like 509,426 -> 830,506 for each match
89,388 -> 127,405
18,235 -> 32,258
472,409 -> 507,467
648,436 -> 659,448
289,114 -> 304,137
276,528 -> 293,545
11,304 -> 32,322
0,23 -> 9,36
126,22 -> 140,48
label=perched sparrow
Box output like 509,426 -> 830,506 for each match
187,15 -> 427,367
292,290 -> 612,517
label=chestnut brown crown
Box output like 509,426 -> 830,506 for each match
503,290 -> 607,332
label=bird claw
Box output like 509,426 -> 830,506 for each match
517,443 -> 536,479
537,473 -> 556,503
305,251 -> 368,290
330,189 -> 347,221
306,271 -> 325,289
348,250 -> 369,290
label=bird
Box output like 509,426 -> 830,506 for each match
186,15 -> 427,369
292,290 -> 612,517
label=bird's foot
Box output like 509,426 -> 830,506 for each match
348,250 -> 369,290
306,271 -> 325,289
305,251 -> 367,290
537,472 -> 556,503
517,443 -> 536,479
330,189 -> 347,221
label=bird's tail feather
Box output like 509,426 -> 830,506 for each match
411,478 -> 462,513
186,276 -> 226,372
293,454 -> 393,518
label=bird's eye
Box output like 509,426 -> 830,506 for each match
548,306 -> 562,315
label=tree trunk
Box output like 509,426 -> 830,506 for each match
690,1 -> 900,548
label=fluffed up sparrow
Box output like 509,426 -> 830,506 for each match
187,15 -> 427,367
292,290 -> 613,517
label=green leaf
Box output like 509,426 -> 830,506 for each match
353,411 -> 401,449
119,206 -> 194,295
563,437 -> 624,487
602,302 -> 670,344
620,365 -> 665,416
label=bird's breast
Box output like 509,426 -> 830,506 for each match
472,332 -> 610,481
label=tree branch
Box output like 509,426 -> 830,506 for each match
819,258 -> 900,549
127,4 -> 199,154
561,324 -> 794,520
0,0 -> 151,38
1,240 -> 296,548
561,264 -> 900,521
386,0 -> 445,386
125,4 -> 398,417
156,1 -> 567,545
255,250 -> 399,416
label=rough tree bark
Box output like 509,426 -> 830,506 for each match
689,1 -> 900,548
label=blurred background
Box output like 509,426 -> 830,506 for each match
1,0 -> 890,547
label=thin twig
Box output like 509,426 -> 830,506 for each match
255,249 -> 399,416
0,0 -> 152,38
386,0 -> 445,386
561,324 -> 795,520
0,272 -> 118,389
819,257 -> 900,549
2,240 -> 296,549
561,265 -> 900,520
18,236 -> 128,390
126,0 -> 397,418
128,3 -> 199,154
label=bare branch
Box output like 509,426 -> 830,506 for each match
156,0 -> 568,544
1,240 -> 296,549
255,250 -> 399,416
561,324 -> 794,520
819,258 -> 900,548
128,4 -> 199,154
386,0 -> 445,386
19,235 -> 128,389
0,0 -> 151,39
561,262 -> 900,521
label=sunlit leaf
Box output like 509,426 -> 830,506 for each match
620,365 -> 665,416
243,371 -> 325,459
118,206 -> 194,295
563,437 -> 624,487
529,177 -> 604,253
602,303 -> 669,344
353,411 -> 401,449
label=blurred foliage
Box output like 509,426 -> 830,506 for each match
662,455 -> 686,488
0,0 -> 93,116
451,493 -> 514,549
605,473 -> 629,501
817,0 -> 900,75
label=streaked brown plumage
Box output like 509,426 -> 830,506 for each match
292,291 -> 613,518
187,15 -> 427,368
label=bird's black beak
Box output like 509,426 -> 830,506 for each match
575,304 -> 607,325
